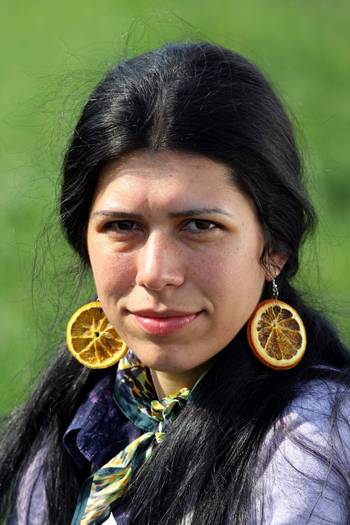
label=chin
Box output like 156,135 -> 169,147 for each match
129,343 -> 197,373
136,353 -> 188,373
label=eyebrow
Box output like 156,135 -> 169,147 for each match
91,208 -> 234,219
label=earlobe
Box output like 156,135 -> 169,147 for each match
265,252 -> 288,281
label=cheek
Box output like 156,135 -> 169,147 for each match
89,248 -> 134,299
190,244 -> 264,298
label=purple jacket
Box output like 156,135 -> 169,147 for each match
8,372 -> 350,524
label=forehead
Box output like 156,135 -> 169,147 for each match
93,150 -> 238,205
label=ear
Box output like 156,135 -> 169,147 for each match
264,252 -> 288,281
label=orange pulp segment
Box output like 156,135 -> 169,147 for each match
66,301 -> 128,369
247,299 -> 306,370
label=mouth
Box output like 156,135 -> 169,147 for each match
128,309 -> 203,336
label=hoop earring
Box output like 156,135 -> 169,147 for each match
66,300 -> 128,369
247,278 -> 307,370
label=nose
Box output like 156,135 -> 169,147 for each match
135,230 -> 185,291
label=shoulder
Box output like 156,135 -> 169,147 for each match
8,445 -> 48,525
253,375 -> 350,524
282,374 -> 350,449
272,374 -> 350,471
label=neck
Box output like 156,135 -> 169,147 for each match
150,363 -> 209,399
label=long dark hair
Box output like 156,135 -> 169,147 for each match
1,42 -> 349,525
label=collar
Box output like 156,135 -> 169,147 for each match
63,350 -> 205,469
114,349 -> 206,432
63,371 -> 142,470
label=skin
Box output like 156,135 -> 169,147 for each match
87,150 -> 284,398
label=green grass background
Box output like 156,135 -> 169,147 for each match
1,0 -> 349,414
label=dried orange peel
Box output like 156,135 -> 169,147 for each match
247,299 -> 306,370
66,301 -> 128,369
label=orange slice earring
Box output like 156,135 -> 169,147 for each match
247,279 -> 307,370
66,300 -> 128,369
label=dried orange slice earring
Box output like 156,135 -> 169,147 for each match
247,280 -> 306,370
66,301 -> 128,369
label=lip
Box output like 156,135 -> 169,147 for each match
130,309 -> 198,318
129,309 -> 202,335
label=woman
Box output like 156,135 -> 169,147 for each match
1,42 -> 350,525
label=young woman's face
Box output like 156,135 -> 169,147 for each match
87,150 -> 272,374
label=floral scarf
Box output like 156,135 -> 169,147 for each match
71,351 -> 196,525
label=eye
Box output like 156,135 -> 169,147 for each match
104,220 -> 142,232
183,219 -> 219,232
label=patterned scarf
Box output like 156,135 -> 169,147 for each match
71,351 -> 194,525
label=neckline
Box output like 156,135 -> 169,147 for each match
113,349 -> 206,431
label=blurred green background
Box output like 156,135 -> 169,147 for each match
1,0 -> 349,414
